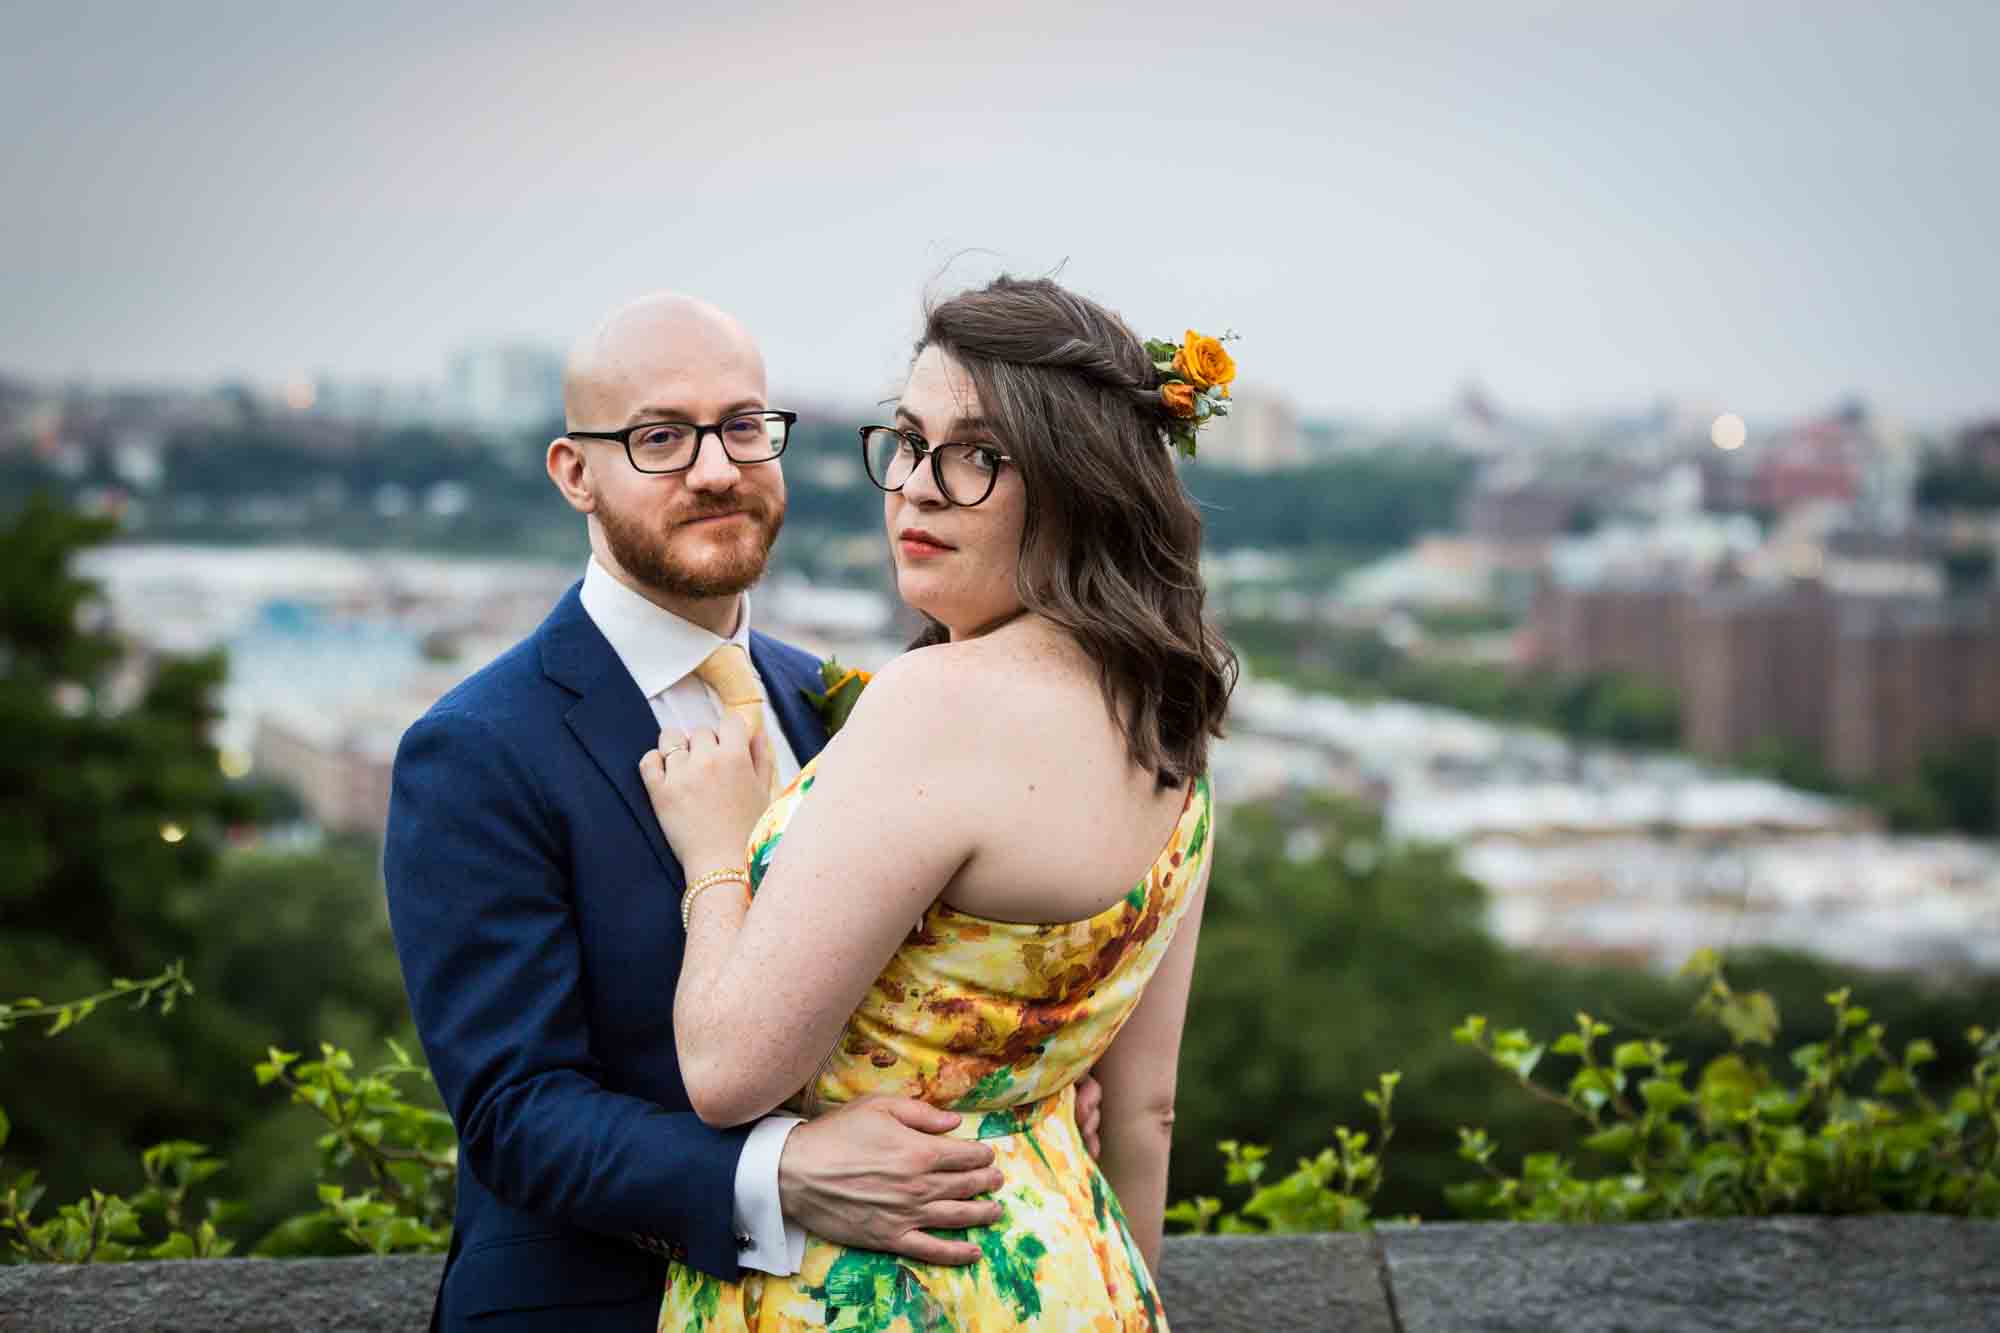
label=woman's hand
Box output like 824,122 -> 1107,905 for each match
639,711 -> 776,873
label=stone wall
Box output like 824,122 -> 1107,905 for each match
3,1218 -> 1997,1331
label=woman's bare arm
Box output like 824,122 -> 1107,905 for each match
1086,852 -> 1211,1277
647,649 -> 991,1126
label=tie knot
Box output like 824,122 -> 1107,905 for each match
694,643 -> 764,708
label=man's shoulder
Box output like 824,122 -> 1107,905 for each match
749,628 -> 823,681
404,633 -> 558,748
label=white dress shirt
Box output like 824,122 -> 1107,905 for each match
578,557 -> 808,1276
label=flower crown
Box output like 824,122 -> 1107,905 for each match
1144,328 -> 1239,459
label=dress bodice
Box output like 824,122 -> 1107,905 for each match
746,757 -> 1213,1118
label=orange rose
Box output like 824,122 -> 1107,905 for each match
1170,329 -> 1236,393
1161,383 -> 1199,418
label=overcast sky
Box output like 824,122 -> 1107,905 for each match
4,1 -> 1995,424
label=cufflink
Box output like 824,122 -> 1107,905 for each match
736,1233 -> 753,1250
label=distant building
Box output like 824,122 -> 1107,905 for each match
1531,573 -> 2000,782
1344,535 -> 1545,613
1441,380 -> 1543,456
1755,420 -> 1863,512
1198,390 -> 1303,471
251,715 -> 396,838
1828,597 -> 2000,781
1960,420 -> 2000,472
445,341 -> 564,433
311,377 -> 444,429
1679,577 -> 1836,761
1701,403 -> 1916,531
1532,572 -> 1687,685
1460,468 -> 1600,544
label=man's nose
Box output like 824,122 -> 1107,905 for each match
682,429 -> 744,490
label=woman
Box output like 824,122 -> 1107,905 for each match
641,276 -> 1236,1330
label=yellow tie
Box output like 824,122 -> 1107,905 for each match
693,644 -> 779,797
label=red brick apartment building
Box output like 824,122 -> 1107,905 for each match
1531,576 -> 2000,782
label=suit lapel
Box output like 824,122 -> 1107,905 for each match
565,683 -> 681,891
752,631 -> 830,768
540,583 -> 682,891
538,585 -> 828,891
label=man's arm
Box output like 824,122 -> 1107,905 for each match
384,707 -> 749,1278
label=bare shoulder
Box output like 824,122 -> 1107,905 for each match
838,623 -> 1090,765
853,639 -> 969,696
839,640 -> 979,734
824,641 -> 984,761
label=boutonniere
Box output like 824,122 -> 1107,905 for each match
802,658 -> 871,736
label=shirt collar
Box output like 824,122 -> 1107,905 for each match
578,556 -> 754,700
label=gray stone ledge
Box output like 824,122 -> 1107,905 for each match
0,1218 -> 1995,1332
0,1254 -> 441,1332
1382,1216 -> 2000,1333
1156,1232 -> 1394,1333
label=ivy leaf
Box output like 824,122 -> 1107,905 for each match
1568,1067 -> 1614,1110
1639,1079 -> 1693,1116
150,1232 -> 197,1260
1695,1053 -> 1761,1122
1874,1068 -> 1916,1097
1680,947 -> 1723,980
1494,1033 -> 1546,1082
1718,991 -> 1780,1047
1613,1041 -> 1655,1071
1582,1123 -> 1638,1157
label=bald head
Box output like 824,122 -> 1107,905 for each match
563,293 -> 766,429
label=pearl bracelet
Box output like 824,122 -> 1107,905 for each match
681,867 -> 751,931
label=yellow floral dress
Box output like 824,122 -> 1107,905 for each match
660,758 -> 1213,1333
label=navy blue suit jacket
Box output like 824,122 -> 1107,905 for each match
384,582 -> 829,1330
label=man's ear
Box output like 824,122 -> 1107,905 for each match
546,436 -> 595,514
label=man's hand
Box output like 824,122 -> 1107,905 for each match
777,1097 -> 1004,1266
1073,1074 -> 1103,1159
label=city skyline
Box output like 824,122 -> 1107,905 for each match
5,2 -> 1996,426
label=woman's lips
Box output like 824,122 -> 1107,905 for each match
898,528 -> 954,558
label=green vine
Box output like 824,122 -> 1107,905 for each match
1172,953 -> 2000,1232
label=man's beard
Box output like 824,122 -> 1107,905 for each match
597,495 -> 785,600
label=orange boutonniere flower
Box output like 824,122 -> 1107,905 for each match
802,658 -> 872,735
1161,382 -> 1199,419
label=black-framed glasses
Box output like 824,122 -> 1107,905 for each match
858,426 -> 1013,507
564,410 -> 796,475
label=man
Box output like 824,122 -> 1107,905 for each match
386,295 -> 1090,1330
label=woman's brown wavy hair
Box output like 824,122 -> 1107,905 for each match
909,275 -> 1238,788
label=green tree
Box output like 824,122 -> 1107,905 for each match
1916,459 -> 2000,511
1173,796 -> 1532,1216
0,498 -> 414,1238
0,496 -> 244,1207
0,492 -> 246,993
1187,447 -> 1477,554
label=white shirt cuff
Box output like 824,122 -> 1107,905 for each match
731,1114 -> 806,1275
